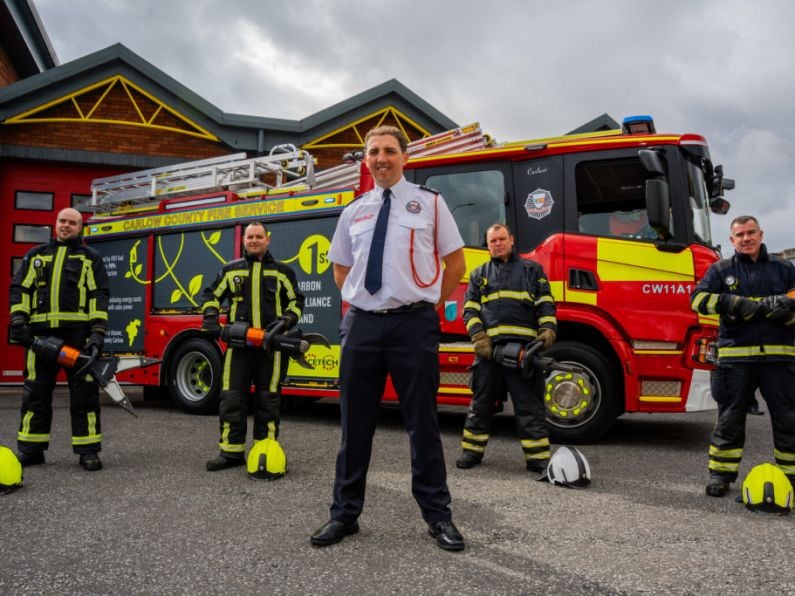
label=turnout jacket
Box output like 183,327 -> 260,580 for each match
199,251 -> 304,328
463,252 -> 557,343
690,244 -> 795,363
10,237 -> 109,331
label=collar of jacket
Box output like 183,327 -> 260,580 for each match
51,237 -> 83,249
735,243 -> 769,264
490,251 -> 519,265
244,250 -> 275,264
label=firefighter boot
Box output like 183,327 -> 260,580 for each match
206,453 -> 245,472
706,475 -> 730,497
79,453 -> 102,471
456,451 -> 483,469
17,451 -> 45,467
526,460 -> 548,474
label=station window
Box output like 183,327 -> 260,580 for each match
72,194 -> 93,213
15,191 -> 54,211
425,170 -> 505,248
14,224 -> 51,244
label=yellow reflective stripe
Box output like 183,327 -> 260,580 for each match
269,351 -> 282,393
222,348 -> 233,390
708,461 -> 739,472
218,421 -> 245,452
465,317 -> 482,331
778,464 -> 795,475
718,345 -> 795,358
482,290 -> 531,303
50,246 -> 66,315
10,299 -> 31,315
460,442 -> 485,453
538,316 -> 557,325
76,257 -> 88,311
72,434 -> 102,446
486,325 -> 537,337
535,295 -> 554,306
463,429 -> 489,442
252,261 -> 262,328
202,298 -> 221,311
520,437 -> 550,449
18,432 -> 50,442
709,445 -> 743,459
463,301 -> 481,311
26,350 -> 36,379
29,312 -> 91,324
774,449 -> 795,462
266,421 -> 277,441
525,451 -> 551,460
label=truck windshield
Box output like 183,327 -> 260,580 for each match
686,156 -> 714,246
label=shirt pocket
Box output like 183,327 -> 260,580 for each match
350,216 -> 377,255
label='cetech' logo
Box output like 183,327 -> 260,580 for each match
304,351 -> 339,371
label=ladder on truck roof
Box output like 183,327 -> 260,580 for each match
91,145 -> 315,210
283,123 -> 490,191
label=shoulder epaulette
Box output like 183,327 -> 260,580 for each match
419,184 -> 440,195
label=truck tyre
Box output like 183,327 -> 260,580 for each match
166,338 -> 222,414
541,341 -> 620,444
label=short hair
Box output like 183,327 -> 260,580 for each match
486,223 -> 513,237
730,215 -> 760,229
244,221 -> 268,234
364,126 -> 409,153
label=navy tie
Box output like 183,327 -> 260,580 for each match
364,188 -> 392,294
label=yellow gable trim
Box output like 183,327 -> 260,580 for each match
6,75 -> 220,142
303,107 -> 432,150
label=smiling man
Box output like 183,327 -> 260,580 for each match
312,125 -> 467,551
691,215 -> 795,498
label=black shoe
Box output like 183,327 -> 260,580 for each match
79,453 -> 102,471
206,454 -> 245,471
747,403 -> 764,416
17,451 -> 45,467
526,460 -> 548,473
455,452 -> 482,469
428,520 -> 465,551
706,476 -> 730,497
310,520 -> 360,547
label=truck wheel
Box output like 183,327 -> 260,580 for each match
542,341 -> 620,444
166,338 -> 222,414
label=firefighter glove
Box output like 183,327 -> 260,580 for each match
537,328 -> 557,349
202,309 -> 221,339
9,316 -> 33,347
471,330 -> 493,359
761,295 -> 795,325
267,313 -> 297,332
85,326 -> 106,352
727,295 -> 763,321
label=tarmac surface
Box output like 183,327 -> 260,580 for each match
1,387 -> 793,595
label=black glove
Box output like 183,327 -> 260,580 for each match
85,326 -> 106,352
266,314 -> 296,332
761,295 -> 795,325
201,309 -> 221,339
9,316 -> 33,347
726,295 -> 764,321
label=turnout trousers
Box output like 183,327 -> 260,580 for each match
17,326 -> 102,456
708,361 -> 795,483
330,305 -> 453,525
216,346 -> 285,456
461,358 -> 550,464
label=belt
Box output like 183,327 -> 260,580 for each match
360,301 -> 435,315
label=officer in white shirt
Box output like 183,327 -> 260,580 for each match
310,125 -> 467,551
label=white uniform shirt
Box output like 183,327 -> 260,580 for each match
329,177 -> 464,311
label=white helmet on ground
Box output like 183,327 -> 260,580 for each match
543,446 -> 591,488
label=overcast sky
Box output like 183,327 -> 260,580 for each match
33,0 -> 795,253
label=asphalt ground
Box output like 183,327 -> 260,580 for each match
1,387 -> 793,595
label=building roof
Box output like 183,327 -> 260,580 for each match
0,0 -> 58,77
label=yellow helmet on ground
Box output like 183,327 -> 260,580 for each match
742,463 -> 793,515
247,439 -> 286,481
0,445 -> 23,494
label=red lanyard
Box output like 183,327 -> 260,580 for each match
410,194 -> 440,288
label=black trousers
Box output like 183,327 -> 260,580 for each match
708,361 -> 795,482
216,347 -> 285,456
17,326 -> 101,455
330,305 -> 452,525
461,358 -> 549,463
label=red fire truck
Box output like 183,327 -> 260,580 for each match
48,117 -> 730,442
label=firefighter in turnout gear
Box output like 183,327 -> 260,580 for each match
690,215 -> 795,497
200,221 -> 304,472
9,208 -> 110,471
457,223 -> 557,472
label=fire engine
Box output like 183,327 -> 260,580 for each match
49,116 -> 730,442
